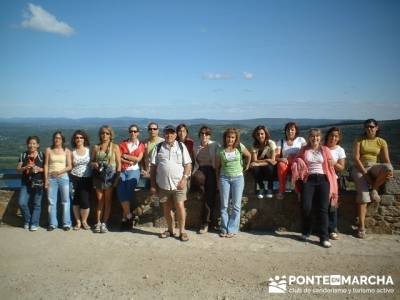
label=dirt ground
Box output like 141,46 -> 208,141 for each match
0,225 -> 399,300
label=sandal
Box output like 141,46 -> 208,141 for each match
226,233 -> 236,238
81,223 -> 91,230
357,229 -> 366,239
159,230 -> 174,238
219,232 -> 227,238
179,232 -> 189,242
73,224 -> 81,231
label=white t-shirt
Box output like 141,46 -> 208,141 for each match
305,150 -> 324,174
329,145 -> 346,163
150,141 -> 192,190
276,137 -> 306,158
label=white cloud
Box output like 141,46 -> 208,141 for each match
243,72 -> 254,80
21,3 -> 74,37
202,73 -> 232,80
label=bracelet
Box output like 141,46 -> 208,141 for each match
183,174 -> 189,179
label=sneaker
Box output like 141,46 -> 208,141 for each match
23,223 -> 29,230
370,189 -> 381,203
321,240 -> 332,248
198,224 -> 208,234
276,192 -> 284,200
47,225 -> 56,231
100,223 -> 108,233
257,189 -> 264,199
94,223 -> 101,233
330,232 -> 339,240
300,234 -> 310,241
63,226 -> 71,231
265,189 -> 273,199
30,225 -> 38,231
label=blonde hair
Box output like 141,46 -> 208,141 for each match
98,125 -> 115,142
307,128 -> 322,147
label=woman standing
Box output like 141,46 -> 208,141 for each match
352,119 -> 393,239
250,125 -> 277,199
296,129 -> 338,248
44,131 -> 72,231
276,122 -> 307,199
70,130 -> 92,230
92,125 -> 121,233
324,127 -> 346,240
177,123 -> 195,163
216,128 -> 251,238
16,136 -> 44,231
192,126 -> 219,234
118,124 -> 145,231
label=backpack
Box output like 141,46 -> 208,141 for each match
21,151 -> 44,165
156,141 -> 185,165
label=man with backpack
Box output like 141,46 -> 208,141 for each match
150,125 -> 192,242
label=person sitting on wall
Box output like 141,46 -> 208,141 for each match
352,119 -> 393,239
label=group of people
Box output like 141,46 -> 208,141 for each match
16,118 -> 393,247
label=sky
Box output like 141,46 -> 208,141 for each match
0,0 -> 399,120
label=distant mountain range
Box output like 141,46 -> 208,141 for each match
0,117 -> 372,130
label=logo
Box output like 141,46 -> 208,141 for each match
268,276 -> 287,293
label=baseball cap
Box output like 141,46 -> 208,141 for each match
163,125 -> 176,134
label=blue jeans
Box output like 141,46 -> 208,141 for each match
301,174 -> 330,241
219,174 -> 244,234
18,184 -> 43,227
48,174 -> 71,228
328,206 -> 338,234
117,169 -> 140,206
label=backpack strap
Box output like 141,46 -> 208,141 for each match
156,141 -> 185,165
37,151 -> 44,162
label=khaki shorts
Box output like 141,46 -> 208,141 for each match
352,163 -> 393,204
158,186 -> 188,204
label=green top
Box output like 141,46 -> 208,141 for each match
95,143 -> 116,168
146,136 -> 164,154
219,143 -> 245,177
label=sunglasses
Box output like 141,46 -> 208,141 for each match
148,128 -> 158,131
129,130 -> 139,133
75,136 -> 84,140
200,132 -> 210,136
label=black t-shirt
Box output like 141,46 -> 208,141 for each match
18,151 -> 44,184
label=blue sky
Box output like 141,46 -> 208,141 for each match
0,0 -> 399,120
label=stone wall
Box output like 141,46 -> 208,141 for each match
1,170 -> 400,234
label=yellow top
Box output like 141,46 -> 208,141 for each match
48,150 -> 66,173
357,137 -> 387,166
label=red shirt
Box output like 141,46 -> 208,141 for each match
119,140 -> 145,171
